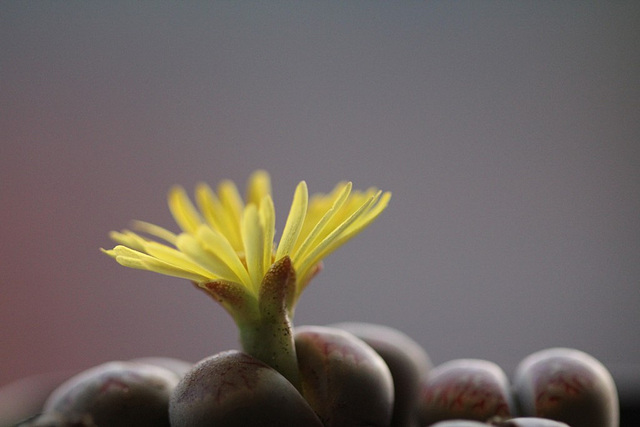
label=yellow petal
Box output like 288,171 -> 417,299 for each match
195,183 -> 226,233
132,220 -> 178,245
292,181 -> 351,261
336,191 -> 391,244
296,191 -> 386,285
143,241 -> 212,279
246,170 -> 272,207
101,247 -> 117,258
196,225 -> 252,288
168,186 -> 202,235
301,182 -> 353,239
109,245 -> 210,282
109,230 -> 147,252
241,204 -> 265,292
259,195 -> 276,275
276,181 -> 308,259
175,233 -> 244,284
217,180 -> 245,250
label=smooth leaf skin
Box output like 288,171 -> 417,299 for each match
168,350 -> 323,427
429,421 -> 490,427
513,347 -> 619,427
43,361 -> 180,427
489,417 -> 571,427
428,417 -> 572,427
419,359 -> 514,426
19,411 -> 96,426
331,322 -> 432,427
294,325 -> 395,427
129,357 -> 193,378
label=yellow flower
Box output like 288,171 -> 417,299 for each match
103,170 -> 390,319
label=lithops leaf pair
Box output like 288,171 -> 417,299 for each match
489,417 -> 571,426
419,359 -> 514,425
169,350 -> 323,427
430,418 -> 571,427
420,347 -> 618,427
513,348 -> 619,427
37,359 -> 188,426
170,326 -> 395,427
295,325 -> 395,427
331,322 -> 433,427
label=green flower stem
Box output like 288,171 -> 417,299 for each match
196,257 -> 302,391
238,315 -> 301,392
235,256 -> 302,392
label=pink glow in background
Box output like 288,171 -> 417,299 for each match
2,2 -> 639,389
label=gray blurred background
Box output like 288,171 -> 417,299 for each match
2,1 -> 639,390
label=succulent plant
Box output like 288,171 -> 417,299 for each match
129,357 -> 193,377
103,170 -> 390,392
419,358 -> 514,425
489,417 -> 571,426
168,350 -> 323,427
294,325 -> 395,427
18,411 -> 96,427
17,170 -> 614,427
513,347 -> 619,427
41,360 -> 180,426
330,321 -> 433,427
428,420 -> 492,427
98,171 -> 391,425
428,417 -> 572,427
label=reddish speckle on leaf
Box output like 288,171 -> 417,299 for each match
98,377 -> 131,394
